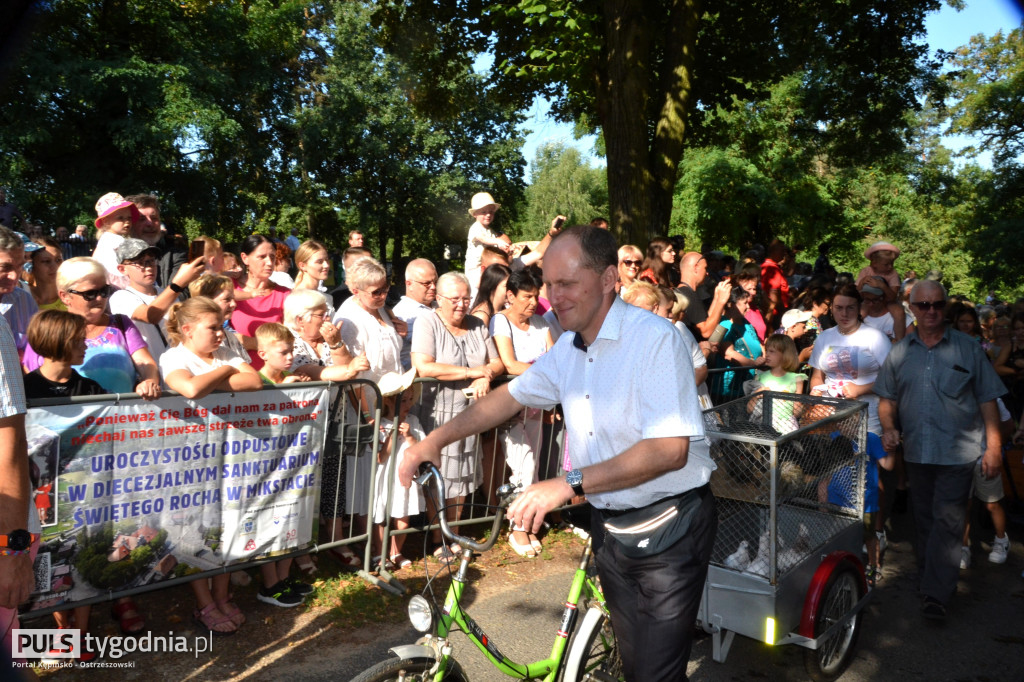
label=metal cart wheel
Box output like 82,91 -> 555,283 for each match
802,558 -> 864,681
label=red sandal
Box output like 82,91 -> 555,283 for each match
193,602 -> 237,636
111,598 -> 145,634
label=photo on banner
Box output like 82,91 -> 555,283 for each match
21,385 -> 329,614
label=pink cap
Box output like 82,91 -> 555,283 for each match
94,192 -> 141,229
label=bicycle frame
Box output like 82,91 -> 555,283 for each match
428,539 -> 604,681
414,465 -> 608,682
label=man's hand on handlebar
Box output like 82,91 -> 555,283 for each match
399,438 -> 441,487
507,478 -> 574,534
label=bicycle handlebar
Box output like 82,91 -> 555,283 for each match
416,462 -> 517,554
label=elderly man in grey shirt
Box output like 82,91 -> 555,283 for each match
876,280 -> 1005,621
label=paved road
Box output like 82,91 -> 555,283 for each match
332,509 -> 1024,681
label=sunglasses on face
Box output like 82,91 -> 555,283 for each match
911,300 -> 946,311
620,260 -> 641,267
67,286 -> 112,302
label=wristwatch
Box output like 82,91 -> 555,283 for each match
0,529 -> 36,552
566,469 -> 585,497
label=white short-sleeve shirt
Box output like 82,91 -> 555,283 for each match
159,344 -> 247,387
509,297 -> 713,510
109,286 -> 169,359
333,297 -> 402,383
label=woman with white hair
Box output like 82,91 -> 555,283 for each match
411,271 -> 504,564
331,257 -> 403,565
285,288 -> 364,377
23,257 -> 160,398
283,287 -> 369,570
332,258 -> 402,382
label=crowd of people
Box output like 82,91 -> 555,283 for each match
0,186 -> 1020,673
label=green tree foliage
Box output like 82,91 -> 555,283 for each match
374,0 -> 943,245
510,142 -> 607,240
943,27 -> 1024,165
672,75 -> 844,251
669,80 -> 992,298
939,27 -> 1024,295
0,0 -> 307,237
298,2 -> 525,265
0,0 -> 525,265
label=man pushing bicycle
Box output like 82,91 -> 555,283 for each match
400,224 -> 717,682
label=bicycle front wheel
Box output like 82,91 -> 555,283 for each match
349,656 -> 467,682
562,606 -> 623,682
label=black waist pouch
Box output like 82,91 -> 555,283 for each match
600,485 -> 708,558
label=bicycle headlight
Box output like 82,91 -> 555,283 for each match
408,595 -> 433,632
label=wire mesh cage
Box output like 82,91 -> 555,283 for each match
703,392 -> 868,583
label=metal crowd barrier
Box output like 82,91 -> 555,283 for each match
22,366 -> 748,616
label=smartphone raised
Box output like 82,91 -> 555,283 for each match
189,239 -> 205,262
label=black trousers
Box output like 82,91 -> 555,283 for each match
905,461 -> 974,605
596,487 -> 717,682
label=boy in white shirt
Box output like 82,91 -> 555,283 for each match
109,238 -> 204,361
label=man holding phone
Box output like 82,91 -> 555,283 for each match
678,252 -> 731,341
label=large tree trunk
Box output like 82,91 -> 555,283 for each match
600,0 -> 701,246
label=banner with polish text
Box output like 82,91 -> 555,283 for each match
23,386 -> 328,613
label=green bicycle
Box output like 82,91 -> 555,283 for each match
349,463 -> 622,682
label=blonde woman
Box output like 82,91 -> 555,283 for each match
23,257 -> 160,398
292,240 -> 332,291
616,244 -> 643,292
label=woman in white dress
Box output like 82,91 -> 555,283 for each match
332,258 -> 403,561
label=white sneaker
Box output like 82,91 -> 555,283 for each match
960,545 -> 971,570
988,535 -> 1009,564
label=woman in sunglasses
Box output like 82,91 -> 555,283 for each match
616,244 -> 643,292
22,257 -> 160,399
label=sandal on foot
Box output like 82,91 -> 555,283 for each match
389,554 -> 413,569
509,531 -> 537,558
328,546 -> 362,572
216,599 -> 246,627
193,603 -> 237,636
433,545 -> 458,565
111,598 -> 145,635
528,533 -> 543,554
295,555 -> 318,575
371,556 -> 396,573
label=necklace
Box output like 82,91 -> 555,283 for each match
837,323 -> 860,336
436,310 -> 464,336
